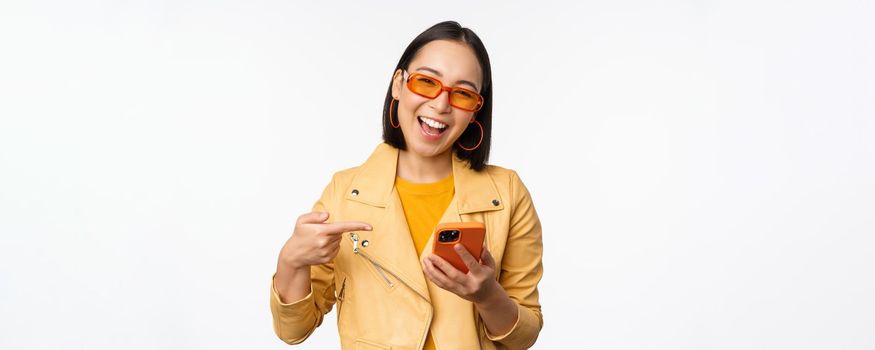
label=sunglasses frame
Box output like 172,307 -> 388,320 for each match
402,70 -> 484,112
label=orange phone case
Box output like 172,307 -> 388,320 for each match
431,222 -> 486,274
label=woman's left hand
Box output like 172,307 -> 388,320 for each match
422,244 -> 501,304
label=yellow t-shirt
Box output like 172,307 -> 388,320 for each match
395,174 -> 454,350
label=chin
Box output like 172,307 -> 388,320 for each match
408,141 -> 450,158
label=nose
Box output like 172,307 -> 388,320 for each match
428,88 -> 453,114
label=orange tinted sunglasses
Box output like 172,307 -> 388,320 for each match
403,70 -> 484,112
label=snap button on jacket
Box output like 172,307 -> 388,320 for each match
270,143 -> 544,349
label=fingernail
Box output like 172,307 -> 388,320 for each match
365,225 -> 372,230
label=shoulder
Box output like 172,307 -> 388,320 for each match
482,164 -> 527,190
325,143 -> 396,187
482,164 -> 520,181
328,165 -> 362,186
480,164 -> 536,210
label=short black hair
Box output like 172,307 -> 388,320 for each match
382,21 -> 493,172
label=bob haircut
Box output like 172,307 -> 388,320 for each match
382,21 -> 493,172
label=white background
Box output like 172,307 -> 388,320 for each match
1,1 -> 873,349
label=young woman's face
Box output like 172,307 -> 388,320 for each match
391,39 -> 483,159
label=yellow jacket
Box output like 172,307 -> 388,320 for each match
270,143 -> 544,349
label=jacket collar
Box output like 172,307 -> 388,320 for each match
345,143 -> 504,213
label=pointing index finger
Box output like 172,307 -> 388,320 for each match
320,221 -> 372,235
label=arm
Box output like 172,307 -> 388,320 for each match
421,171 -> 544,349
270,262 -> 336,344
483,171 -> 544,349
270,175 -> 352,344
473,253 -> 521,337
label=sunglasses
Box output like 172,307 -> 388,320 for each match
403,70 -> 484,112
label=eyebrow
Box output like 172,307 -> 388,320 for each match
414,66 -> 479,91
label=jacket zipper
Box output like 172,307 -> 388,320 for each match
349,232 -> 434,349
350,232 -> 394,287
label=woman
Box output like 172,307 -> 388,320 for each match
270,21 -> 543,350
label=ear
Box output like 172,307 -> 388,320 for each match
391,69 -> 403,99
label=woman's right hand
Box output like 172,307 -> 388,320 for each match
274,212 -> 371,303
278,211 -> 372,270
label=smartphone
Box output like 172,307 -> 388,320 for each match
431,222 -> 486,274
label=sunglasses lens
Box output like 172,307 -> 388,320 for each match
409,75 -> 442,97
450,89 -> 482,111
407,73 -> 483,111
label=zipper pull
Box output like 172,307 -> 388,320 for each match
350,232 -> 359,253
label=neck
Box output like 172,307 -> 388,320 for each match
397,148 -> 453,183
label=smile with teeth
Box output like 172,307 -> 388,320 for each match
418,116 -> 448,136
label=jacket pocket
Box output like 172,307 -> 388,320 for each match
355,338 -> 391,350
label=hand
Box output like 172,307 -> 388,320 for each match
279,211 -> 372,269
422,244 -> 500,304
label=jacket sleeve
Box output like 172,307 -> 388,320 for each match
269,175 -> 339,344
484,171 -> 544,349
